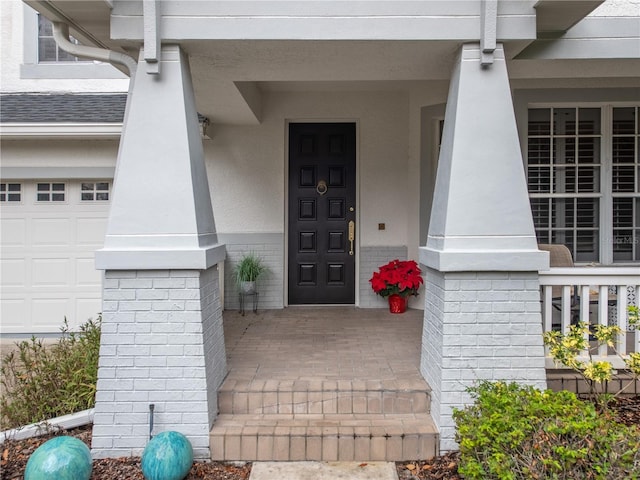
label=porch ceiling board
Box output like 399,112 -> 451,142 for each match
110,0 -> 537,42
534,0 -> 604,34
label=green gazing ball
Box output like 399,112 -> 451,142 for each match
141,431 -> 194,480
25,436 -> 92,480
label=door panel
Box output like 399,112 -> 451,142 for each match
288,123 -> 356,304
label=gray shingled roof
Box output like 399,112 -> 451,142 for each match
1,94 -> 127,123
1,94 -> 208,124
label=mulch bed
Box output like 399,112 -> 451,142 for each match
2,396 -> 638,480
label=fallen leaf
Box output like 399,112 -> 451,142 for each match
448,461 -> 457,470
406,463 -> 416,471
358,463 -> 367,468
422,464 -> 433,470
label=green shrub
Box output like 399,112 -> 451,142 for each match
544,305 -> 640,408
453,381 -> 640,479
1,317 -> 101,429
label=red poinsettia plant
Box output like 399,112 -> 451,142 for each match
369,259 -> 423,298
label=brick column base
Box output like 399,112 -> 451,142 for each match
91,267 -> 226,459
420,269 -> 547,452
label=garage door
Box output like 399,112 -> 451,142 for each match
1,180 -> 110,334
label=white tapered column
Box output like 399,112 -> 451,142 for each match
420,44 -> 549,452
92,45 -> 226,459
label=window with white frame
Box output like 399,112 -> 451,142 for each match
81,182 -> 110,201
21,6 -> 125,79
37,15 -> 87,63
527,105 -> 639,263
37,182 -> 65,202
0,183 -> 22,202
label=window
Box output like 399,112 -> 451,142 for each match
612,107 -> 640,262
527,106 -> 639,263
21,7 -> 126,79
0,183 -> 22,202
81,182 -> 110,201
37,183 -> 65,202
37,14 -> 87,63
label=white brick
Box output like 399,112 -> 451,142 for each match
137,271 -> 170,278
119,301 -> 153,311
120,279 -> 153,289
137,289 -> 169,300
152,301 -> 185,311
169,289 -> 200,300
118,345 -> 150,356
103,289 -> 136,301
135,334 -> 169,345
150,345 -> 184,356
153,278 -> 186,289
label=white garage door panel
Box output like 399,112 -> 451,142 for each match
32,298 -> 71,329
76,298 -> 103,325
0,299 -> 28,331
1,258 -> 26,287
76,218 -> 107,246
0,181 -> 110,334
32,218 -> 71,246
32,258 -> 70,286
1,218 -> 26,246
77,258 -> 102,286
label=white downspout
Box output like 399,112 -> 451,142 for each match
52,22 -> 137,77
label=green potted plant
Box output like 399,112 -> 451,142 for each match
233,252 -> 267,294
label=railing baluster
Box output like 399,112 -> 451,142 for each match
562,285 -> 571,335
543,285 -> 553,333
580,285 -> 590,347
538,268 -> 638,369
617,285 -> 628,356
598,285 -> 608,357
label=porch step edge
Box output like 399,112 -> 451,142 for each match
218,380 -> 431,415
210,413 -> 438,462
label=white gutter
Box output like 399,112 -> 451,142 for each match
0,123 -> 122,138
52,22 -> 137,77
0,408 -> 94,445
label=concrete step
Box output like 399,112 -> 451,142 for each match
210,413 -> 438,461
218,378 -> 431,415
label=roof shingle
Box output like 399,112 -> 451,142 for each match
1,93 -> 127,123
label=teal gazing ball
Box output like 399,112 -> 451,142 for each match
24,436 -> 92,480
141,431 -> 194,480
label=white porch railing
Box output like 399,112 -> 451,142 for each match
538,267 -> 639,369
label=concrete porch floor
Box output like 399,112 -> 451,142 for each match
210,306 -> 438,462
222,306 -> 427,385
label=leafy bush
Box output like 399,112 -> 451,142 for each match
1,317 -> 101,429
544,305 -> 640,408
453,381 -> 640,479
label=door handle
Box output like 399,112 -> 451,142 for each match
348,220 -> 355,256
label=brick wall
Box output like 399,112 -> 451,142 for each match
421,269 -> 547,452
91,268 -> 226,459
220,233 -> 284,311
359,246 -> 410,308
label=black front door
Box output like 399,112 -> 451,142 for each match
288,122 -> 356,304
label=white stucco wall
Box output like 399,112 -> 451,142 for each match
205,88 -> 429,249
589,0 -> 640,16
0,139 -> 120,168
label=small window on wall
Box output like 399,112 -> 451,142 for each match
37,183 -> 65,201
81,182 -> 110,201
38,14 -> 87,63
0,183 -> 22,202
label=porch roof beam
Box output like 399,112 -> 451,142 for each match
110,1 -> 537,42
